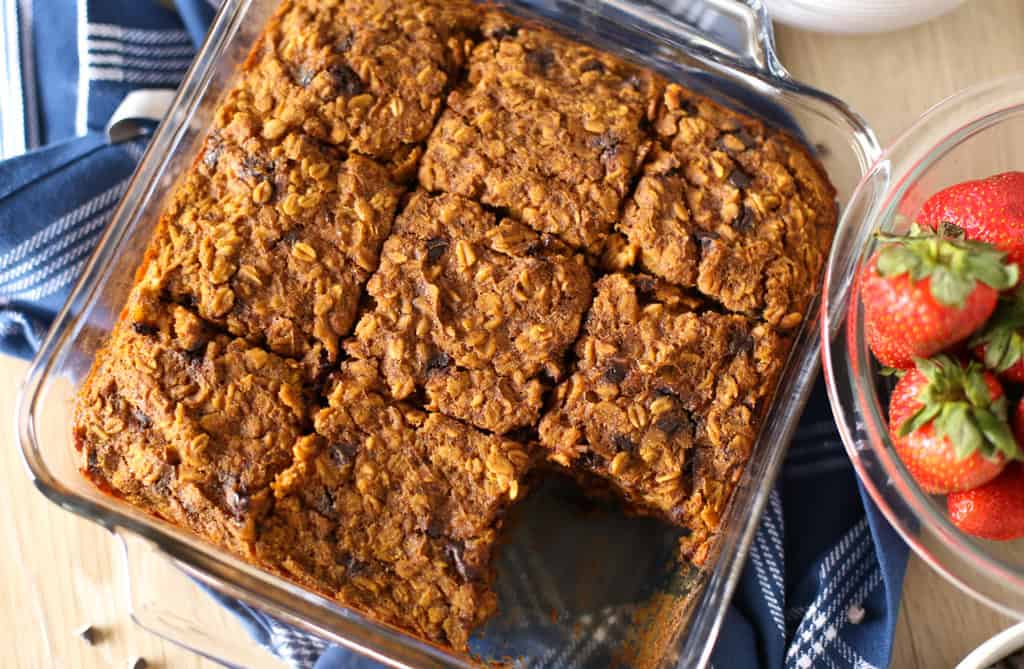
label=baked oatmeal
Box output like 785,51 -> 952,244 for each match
141,127 -> 402,364
348,191 -> 592,433
538,273 -> 787,563
605,84 -> 837,327
257,359 -> 533,649
419,14 -> 660,252
74,292 -> 313,558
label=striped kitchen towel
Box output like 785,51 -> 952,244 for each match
0,1 -> 909,667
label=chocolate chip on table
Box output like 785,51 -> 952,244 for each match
425,236 -> 448,264
728,168 -> 754,189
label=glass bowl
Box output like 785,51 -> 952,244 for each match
823,74 -> 1024,617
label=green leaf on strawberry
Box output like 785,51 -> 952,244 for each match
898,356 -> 1020,462
972,285 -> 1024,374
875,224 -> 1019,308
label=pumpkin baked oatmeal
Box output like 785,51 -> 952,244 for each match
72,0 -> 838,657
348,191 -> 592,434
256,359 -> 532,649
538,273 -> 787,564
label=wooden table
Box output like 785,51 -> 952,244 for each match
3,1 -> 1023,666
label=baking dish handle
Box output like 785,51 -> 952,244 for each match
599,0 -> 790,78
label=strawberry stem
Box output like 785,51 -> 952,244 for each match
899,356 -> 1020,462
875,224 -> 1018,308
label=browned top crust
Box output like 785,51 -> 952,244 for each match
607,84 -> 837,328
419,14 -> 660,252
73,293 -> 313,557
234,0 -> 481,173
140,128 -> 402,363
257,359 -> 533,649
349,191 -> 592,433
538,273 -> 787,563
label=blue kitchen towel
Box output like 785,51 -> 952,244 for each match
0,1 -> 909,668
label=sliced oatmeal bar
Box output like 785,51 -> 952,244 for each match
419,15 -> 660,252
73,293 -> 313,557
606,84 -> 837,328
141,127 -> 403,363
235,0 -> 480,175
348,191 -> 592,433
539,273 -> 787,563
256,359 -> 533,650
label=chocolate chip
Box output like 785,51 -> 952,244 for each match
131,322 -> 158,337
292,65 -> 316,88
343,555 -> 368,576
728,329 -> 755,356
489,25 -> 519,40
728,168 -> 753,189
635,276 -> 659,304
425,236 -> 448,264
733,207 -> 756,233
224,485 -> 250,520
241,156 -> 268,180
179,293 -> 198,310
313,487 -> 337,518
654,387 -> 678,399
86,449 -> 100,473
130,408 -> 152,429
202,143 -> 222,169
425,351 -> 452,375
602,360 -> 628,384
336,33 -> 354,53
577,450 -> 602,470
581,60 -> 605,74
527,48 -> 555,71
655,412 -> 690,436
446,542 -> 480,581
693,229 -> 719,253
612,434 -> 637,452
328,442 -> 359,467
426,515 -> 445,539
678,98 -> 699,116
328,64 -> 365,96
593,132 -> 622,165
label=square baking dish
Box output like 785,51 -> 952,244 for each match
16,0 -> 879,666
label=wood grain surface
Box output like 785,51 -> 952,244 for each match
3,1 -> 1024,666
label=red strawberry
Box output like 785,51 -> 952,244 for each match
948,463 -> 1024,541
888,356 -> 1018,494
919,171 -> 1024,267
972,286 -> 1024,383
861,226 -> 1018,369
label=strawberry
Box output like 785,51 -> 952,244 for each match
948,463 -> 1024,541
861,225 -> 1018,369
918,171 -> 1024,267
972,286 -> 1024,383
888,356 -> 1018,494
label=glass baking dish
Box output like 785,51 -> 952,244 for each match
15,0 -> 879,666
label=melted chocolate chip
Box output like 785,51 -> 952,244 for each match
577,450 -> 602,470
580,60 -> 605,74
241,156 -> 268,180
336,33 -> 354,53
86,449 -> 100,473
425,236 -> 448,264
224,485 -> 250,521
292,65 -> 316,88
693,229 -> 719,253
733,207 -> 756,234
489,25 -> 519,40
634,276 -> 659,305
728,328 -> 755,356
329,64 -> 365,96
602,360 -> 628,384
426,515 -> 445,539
425,351 -> 452,375
655,412 -> 691,436
328,442 -> 359,467
592,132 -> 622,165
728,168 -> 754,189
612,434 -> 637,452
313,487 -> 337,518
131,322 -> 158,337
343,555 -> 368,576
130,408 -> 152,429
527,48 -> 555,71
654,387 -> 678,399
